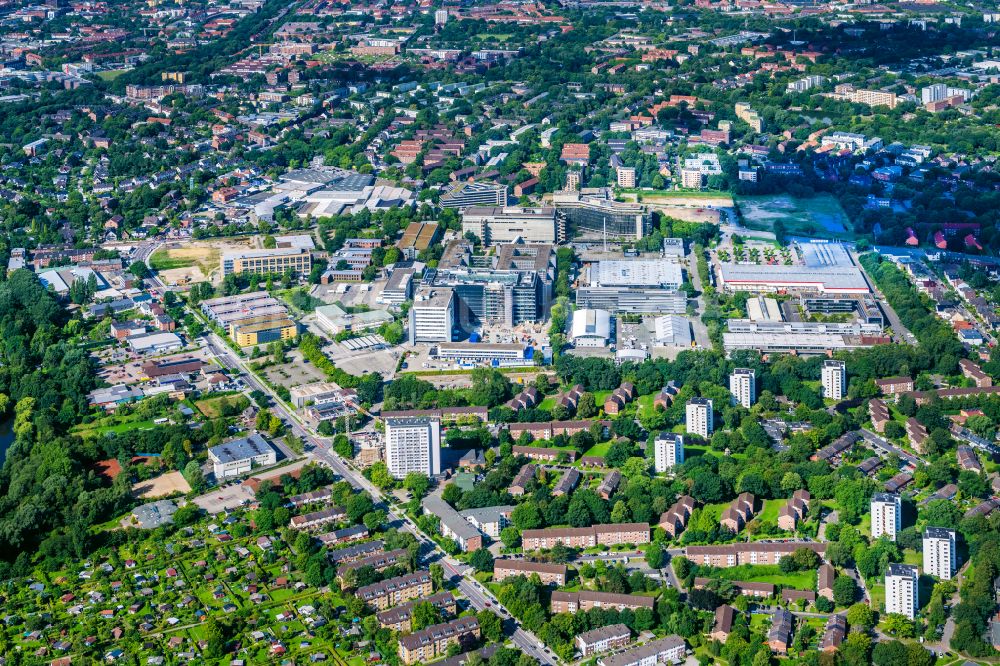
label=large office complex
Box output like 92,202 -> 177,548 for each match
200,291 -> 296,347
551,190 -> 651,239
383,416 -> 442,478
417,241 -> 555,330
871,492 -> 901,541
654,432 -> 684,473
729,368 -> 756,408
461,206 -> 561,245
923,527 -> 956,580
220,247 -> 312,277
409,288 -> 456,343
822,360 -> 847,400
576,259 -> 687,314
686,398 -> 713,438
439,181 -> 509,208
885,563 -> 918,619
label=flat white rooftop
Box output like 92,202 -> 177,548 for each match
594,260 -> 683,288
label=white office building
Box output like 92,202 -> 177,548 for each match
871,492 -> 901,541
885,563 -> 918,619
685,398 -> 713,439
822,360 -> 846,400
208,433 -> 277,478
654,433 -> 685,473
409,287 -> 455,343
923,527 -> 956,580
729,368 -> 756,409
384,416 -> 442,479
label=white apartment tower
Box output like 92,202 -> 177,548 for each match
923,527 -> 956,580
885,563 -> 918,619
871,492 -> 902,541
685,398 -> 713,439
729,368 -> 756,409
384,417 -> 442,479
821,360 -> 846,400
654,433 -> 685,473
409,288 -> 455,343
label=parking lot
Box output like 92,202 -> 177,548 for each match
191,483 -> 256,514
97,350 -> 213,385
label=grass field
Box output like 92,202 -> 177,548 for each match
97,69 -> 128,81
703,563 -> 816,589
148,253 -> 196,270
149,245 -> 219,273
736,193 -> 855,240
744,568 -> 816,589
582,442 -> 611,458
194,393 -> 249,418
758,498 -> 785,525
72,416 -> 156,438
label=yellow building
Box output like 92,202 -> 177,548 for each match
221,248 -> 312,277
229,316 -> 298,346
398,617 -> 480,665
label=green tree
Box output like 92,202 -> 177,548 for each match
469,548 -> 494,573
833,574 -> 857,607
576,392 -> 597,418
477,610 -> 504,643
369,462 -> 395,489
183,460 -> 206,492
500,526 -> 521,549
846,602 -> 875,631
411,601 -> 441,631
469,368 -> 513,407
403,472 -> 431,499
129,260 -> 151,279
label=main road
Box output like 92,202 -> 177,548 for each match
201,329 -> 558,665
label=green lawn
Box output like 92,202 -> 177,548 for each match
72,416 -> 157,438
868,582 -> 885,612
582,442 -> 611,458
744,568 -> 816,589
149,248 -> 197,271
195,393 -> 249,418
758,499 -> 785,525
685,443 -> 747,461
703,563 -> 816,590
96,69 -> 128,81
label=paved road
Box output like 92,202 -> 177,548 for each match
686,247 -> 712,349
199,332 -> 558,665
817,510 -> 838,543
851,250 -> 917,345
860,429 -> 927,468
936,561 -> 967,652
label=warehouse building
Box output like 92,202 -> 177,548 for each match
571,308 -> 612,347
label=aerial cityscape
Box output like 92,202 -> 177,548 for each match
0,0 -> 999,665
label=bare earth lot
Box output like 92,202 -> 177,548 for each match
132,471 -> 192,499
150,238 -> 258,286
